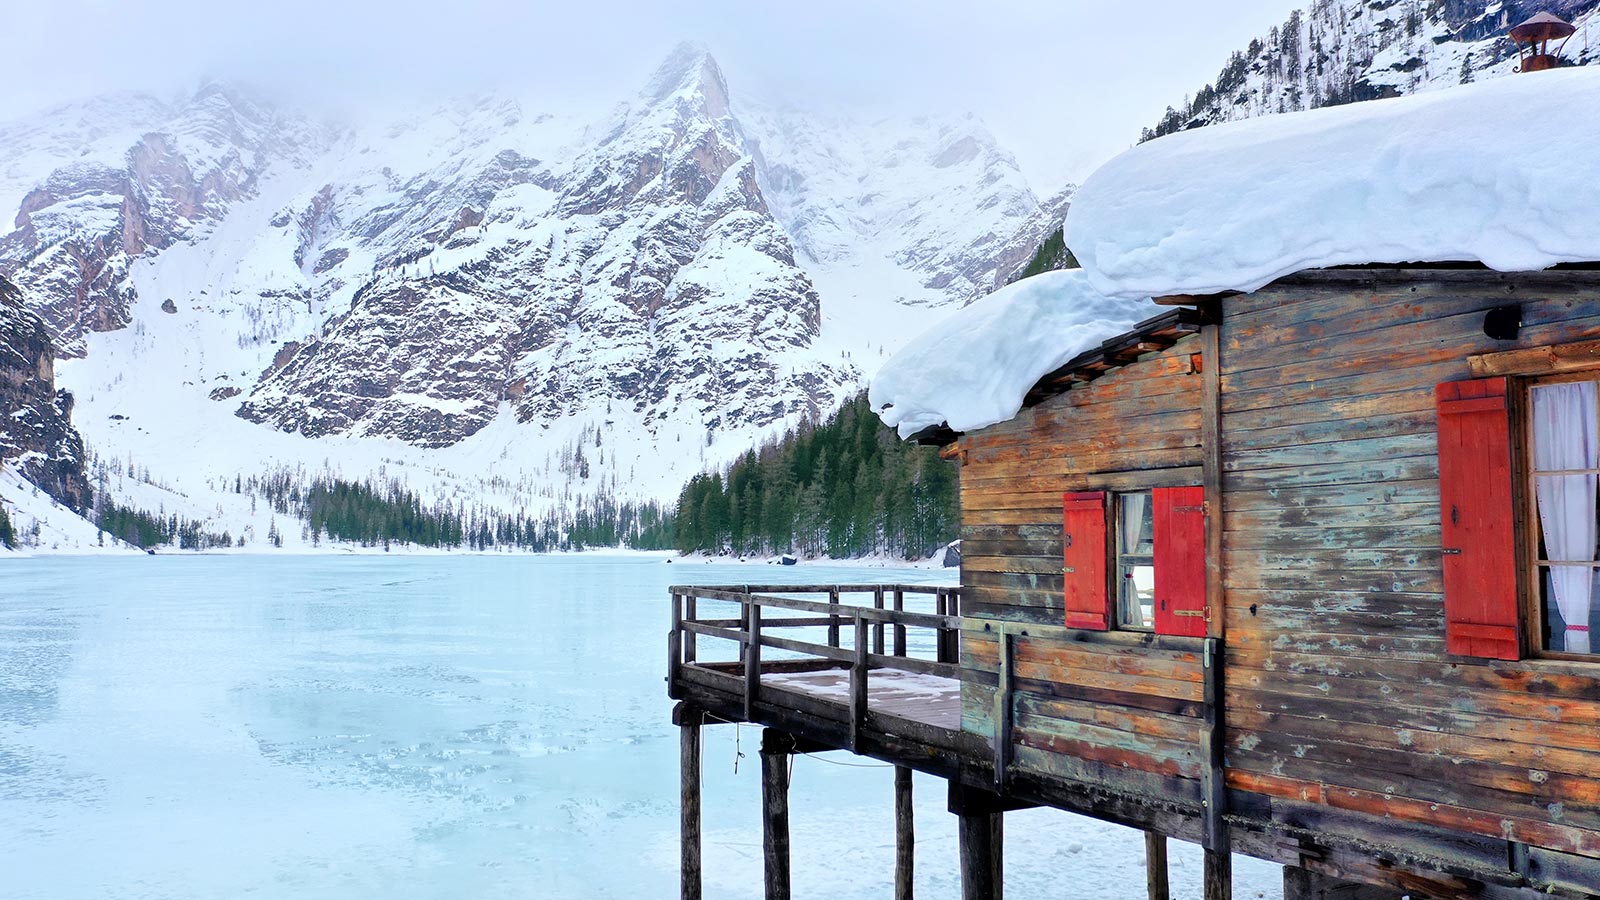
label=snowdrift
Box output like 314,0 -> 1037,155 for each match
869,269 -> 1155,439
1065,67 -> 1600,299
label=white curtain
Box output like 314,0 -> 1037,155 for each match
1121,494 -> 1147,556
1534,382 -> 1599,653
1120,494 -> 1148,627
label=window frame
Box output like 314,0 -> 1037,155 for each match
1518,370 -> 1600,662
1111,490 -> 1156,633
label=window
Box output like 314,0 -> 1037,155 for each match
1436,365 -> 1600,661
1528,376 -> 1600,656
1115,492 -> 1156,631
1061,487 -> 1206,637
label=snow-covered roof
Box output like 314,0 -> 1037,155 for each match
1065,67 -> 1600,300
869,269 -> 1156,440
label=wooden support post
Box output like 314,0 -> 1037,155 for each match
950,784 -> 1003,900
676,704 -> 703,900
1204,847 -> 1232,900
745,599 -> 761,721
895,766 -> 914,900
1145,832 -> 1169,900
850,617 -> 870,751
761,730 -> 795,900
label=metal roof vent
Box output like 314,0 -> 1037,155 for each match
1510,12 -> 1577,73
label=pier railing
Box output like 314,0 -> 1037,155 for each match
667,584 -> 962,747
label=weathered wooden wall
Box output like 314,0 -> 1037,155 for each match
958,341 -> 1204,624
963,623 -> 1207,804
1218,269 -> 1600,864
956,340 -> 1207,800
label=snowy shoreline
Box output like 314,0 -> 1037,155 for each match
2,543 -> 955,568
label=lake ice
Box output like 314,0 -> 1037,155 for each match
0,555 -> 1279,898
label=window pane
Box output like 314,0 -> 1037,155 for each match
1119,563 -> 1155,629
1531,381 -> 1600,654
1118,493 -> 1153,556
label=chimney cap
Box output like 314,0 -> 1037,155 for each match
1510,11 -> 1576,44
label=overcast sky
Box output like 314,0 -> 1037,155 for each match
7,0 -> 1299,188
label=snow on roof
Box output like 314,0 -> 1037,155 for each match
1065,67 -> 1600,300
869,269 -> 1155,439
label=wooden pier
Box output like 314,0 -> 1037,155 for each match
668,583 -> 1229,900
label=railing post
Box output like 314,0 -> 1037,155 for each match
745,596 -> 762,721
873,587 -> 886,655
893,588 -> 907,657
828,586 -> 842,648
684,593 -> 697,665
669,592 -> 683,700
850,616 -> 870,751
935,590 -> 949,663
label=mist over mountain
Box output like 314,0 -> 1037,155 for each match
0,44 -> 1064,549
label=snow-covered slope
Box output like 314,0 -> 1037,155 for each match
0,45 -> 1064,544
1143,0 -> 1599,141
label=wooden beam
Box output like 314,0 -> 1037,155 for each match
1282,866 -> 1398,900
1200,321 -> 1224,641
1145,832 -> 1170,900
678,704 -> 703,900
761,730 -> 795,900
992,628 -> 1013,790
1200,638 -> 1227,851
1469,337 -> 1600,377
896,766 -> 915,900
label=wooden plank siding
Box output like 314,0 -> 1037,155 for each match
949,267 -> 1600,895
955,339 -> 1208,800
1218,270 -> 1600,863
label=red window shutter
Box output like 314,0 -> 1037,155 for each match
1154,485 -> 1208,637
1436,377 -> 1521,660
1062,491 -> 1109,630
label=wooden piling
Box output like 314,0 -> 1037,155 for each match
761,729 -> 794,900
1204,848 -> 1232,900
895,766 -> 914,900
951,784 -> 1003,900
676,704 -> 703,900
1145,832 -> 1169,900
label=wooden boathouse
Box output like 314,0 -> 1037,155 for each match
667,29 -> 1600,900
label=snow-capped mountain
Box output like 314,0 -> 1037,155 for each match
1144,0 -> 1599,141
0,44 -> 1061,546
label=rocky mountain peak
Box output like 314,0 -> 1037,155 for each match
644,42 -> 731,120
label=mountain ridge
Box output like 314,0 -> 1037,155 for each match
0,44 -> 1062,549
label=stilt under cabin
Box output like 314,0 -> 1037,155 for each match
667,33 -> 1600,900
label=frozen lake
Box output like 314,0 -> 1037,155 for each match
1,555 -> 1280,899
